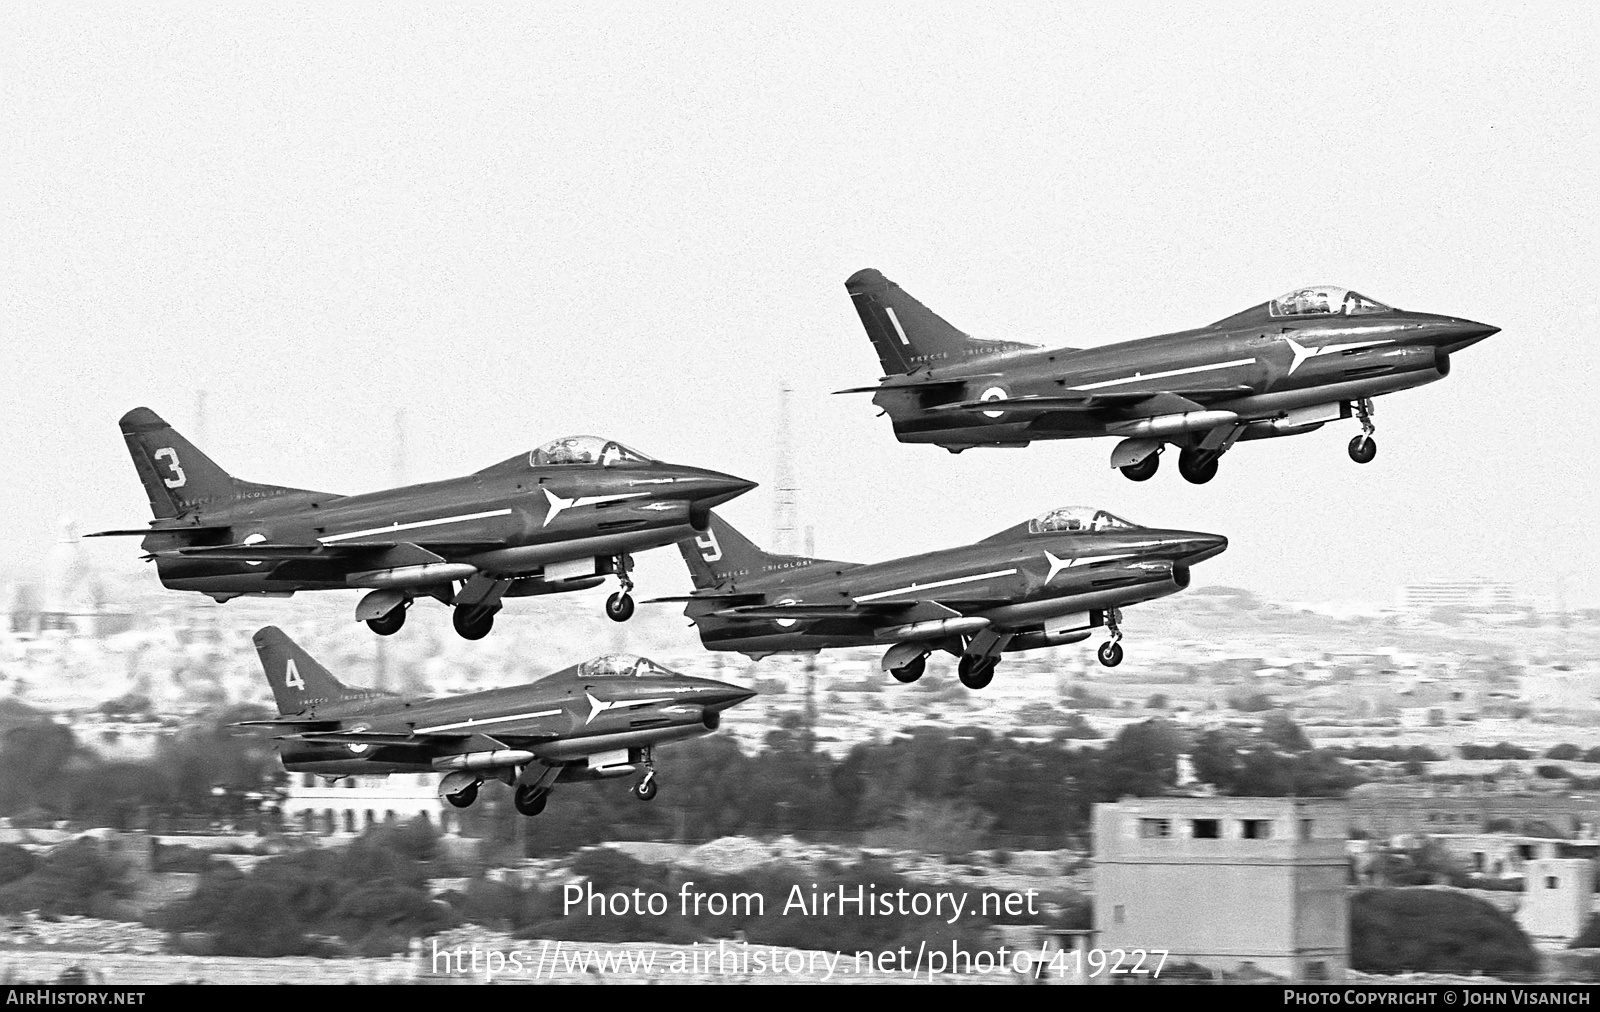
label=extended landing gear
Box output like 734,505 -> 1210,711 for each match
366,605 -> 407,636
1098,608 -> 1125,668
957,655 -> 998,690
452,605 -> 497,640
1177,447 -> 1220,485
513,784 -> 549,817
606,553 -> 636,623
445,781 -> 479,808
890,654 -> 927,684
1119,450 -> 1161,482
633,749 -> 658,801
1348,398 -> 1377,464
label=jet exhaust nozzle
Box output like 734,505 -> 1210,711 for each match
433,749 -> 539,772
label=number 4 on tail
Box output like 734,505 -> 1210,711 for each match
284,659 -> 305,690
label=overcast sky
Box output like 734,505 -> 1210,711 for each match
3,5 -> 1596,607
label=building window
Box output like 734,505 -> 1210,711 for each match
1300,819 -> 1314,841
1241,819 -> 1273,840
1139,819 -> 1172,839
1192,819 -> 1220,839
1546,876 -> 1559,889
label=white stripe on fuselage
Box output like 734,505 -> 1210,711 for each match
415,708 -> 563,734
320,509 -> 514,544
1069,357 -> 1257,392
854,568 -> 1018,604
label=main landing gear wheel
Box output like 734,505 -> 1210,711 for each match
1177,448 -> 1219,485
1348,434 -> 1377,464
1119,452 -> 1160,482
890,655 -> 927,684
366,606 -> 407,636
606,592 -> 635,623
445,782 -> 479,808
634,774 -> 658,802
452,606 -> 495,641
957,655 -> 997,690
1097,641 -> 1125,668
513,786 -> 548,817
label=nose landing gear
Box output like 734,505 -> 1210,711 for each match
1348,398 -> 1377,463
634,748 -> 658,801
1097,608 -> 1125,668
606,553 -> 636,622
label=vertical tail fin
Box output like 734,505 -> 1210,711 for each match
119,407 -> 242,518
252,627 -> 361,715
844,268 -> 1033,375
676,512 -> 819,589
119,407 -> 320,518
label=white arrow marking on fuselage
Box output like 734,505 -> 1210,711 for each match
585,693 -> 673,725
1284,337 -> 1393,376
542,488 -> 649,527
853,568 -> 1019,604
1069,358 -> 1257,392
1044,551 -> 1136,583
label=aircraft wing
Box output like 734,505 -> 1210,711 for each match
275,730 -> 464,746
647,592 -> 767,604
926,385 -> 1253,416
146,540 -> 493,564
86,525 -> 234,538
232,718 -> 341,729
833,373 -> 1004,395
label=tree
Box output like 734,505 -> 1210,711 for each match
1352,888 -> 1538,977
1261,711 -> 1311,753
1096,721 -> 1183,799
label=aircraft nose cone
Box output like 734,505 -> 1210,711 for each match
1439,318 -> 1500,350
688,470 -> 759,509
1185,533 -> 1229,564
703,683 -> 757,710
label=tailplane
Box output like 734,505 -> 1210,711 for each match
119,407 -> 319,518
844,268 -> 1035,375
252,627 -> 367,715
677,512 -> 840,589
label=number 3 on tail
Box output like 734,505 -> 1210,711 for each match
284,659 -> 305,691
154,447 -> 187,488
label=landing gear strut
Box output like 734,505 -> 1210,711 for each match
634,748 -> 658,801
1097,608 -> 1125,668
606,553 -> 636,622
1348,398 -> 1377,464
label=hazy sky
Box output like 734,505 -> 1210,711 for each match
3,5 -> 1596,607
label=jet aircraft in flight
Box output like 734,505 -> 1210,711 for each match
840,270 -> 1498,483
91,408 -> 755,638
656,507 -> 1226,687
238,627 -> 755,814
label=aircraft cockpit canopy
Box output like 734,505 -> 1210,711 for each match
1028,506 -> 1138,535
530,435 -> 655,467
578,654 -> 676,679
1269,286 -> 1391,318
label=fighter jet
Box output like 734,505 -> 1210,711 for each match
840,270 -> 1499,483
655,507 -> 1227,688
90,408 -> 755,638
237,627 -> 755,814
